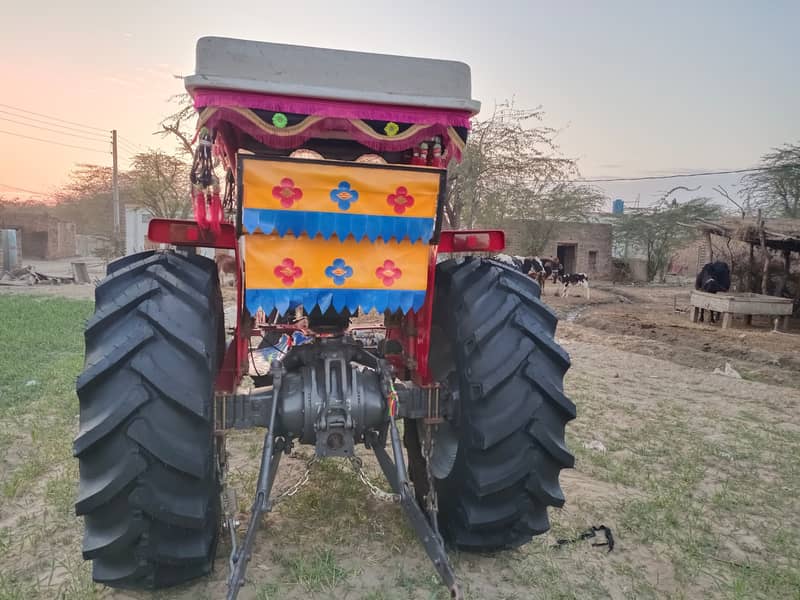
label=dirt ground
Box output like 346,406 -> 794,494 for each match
0,275 -> 798,599
0,257 -> 105,300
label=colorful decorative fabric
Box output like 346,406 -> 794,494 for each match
241,156 -> 443,243
245,233 -> 430,314
198,106 -> 467,163
193,88 -> 473,127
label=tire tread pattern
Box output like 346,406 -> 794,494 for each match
429,257 -> 576,550
75,250 -> 222,589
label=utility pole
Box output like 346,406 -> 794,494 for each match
111,129 -> 120,247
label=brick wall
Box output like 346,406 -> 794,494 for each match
0,210 -> 76,259
501,220 -> 613,277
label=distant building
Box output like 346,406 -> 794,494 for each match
0,209 -> 76,259
125,205 -> 153,256
501,219 -> 613,277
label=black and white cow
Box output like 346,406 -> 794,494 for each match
493,254 -> 538,275
559,272 -> 591,299
695,261 -> 731,323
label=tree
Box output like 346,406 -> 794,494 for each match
128,151 -> 192,218
713,184 -> 751,217
156,93 -> 196,158
446,103 -> 590,228
51,164 -> 134,236
615,198 -> 721,282
513,183 -> 606,255
740,142 -> 800,218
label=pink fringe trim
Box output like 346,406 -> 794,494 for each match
204,110 -> 464,166
193,88 -> 473,129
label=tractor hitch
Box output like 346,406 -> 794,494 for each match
222,340 -> 462,600
226,364 -> 283,600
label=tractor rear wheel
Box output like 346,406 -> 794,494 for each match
406,257 -> 576,550
74,250 -> 224,588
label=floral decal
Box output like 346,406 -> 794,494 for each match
272,177 -> 303,208
375,260 -> 402,286
324,258 -> 354,286
273,258 -> 303,286
330,181 -> 359,210
384,121 -> 400,137
386,186 -> 415,214
272,112 -> 288,128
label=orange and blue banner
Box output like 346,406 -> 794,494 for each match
244,233 -> 431,314
239,156 -> 441,315
240,157 -> 444,243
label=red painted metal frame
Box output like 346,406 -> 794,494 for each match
148,219 -> 506,391
147,218 -> 247,393
386,229 -> 505,386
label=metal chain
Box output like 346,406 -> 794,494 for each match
349,456 -> 400,503
423,423 -> 441,538
271,455 -> 317,506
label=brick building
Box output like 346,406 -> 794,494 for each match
501,220 -> 613,277
0,209 -> 77,259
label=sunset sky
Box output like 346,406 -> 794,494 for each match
1,0 -> 798,206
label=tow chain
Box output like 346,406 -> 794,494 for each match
349,456 -> 400,503
423,423 -> 441,538
271,455 -> 317,506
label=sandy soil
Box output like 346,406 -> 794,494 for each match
1,274 -> 798,599
0,257 -> 106,300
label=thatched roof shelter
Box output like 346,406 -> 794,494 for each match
696,217 -> 800,254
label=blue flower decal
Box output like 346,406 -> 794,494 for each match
325,258 -> 354,286
330,181 -> 359,210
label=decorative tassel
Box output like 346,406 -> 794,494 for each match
430,139 -> 443,168
194,188 -> 208,229
209,185 -> 223,235
223,168 -> 235,212
411,145 -> 423,165
419,142 -> 429,166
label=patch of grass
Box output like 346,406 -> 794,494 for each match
273,548 -> 348,592
394,567 -> 445,598
0,296 -> 91,417
45,466 -> 78,519
0,572 -> 39,600
255,582 -> 283,600
274,457 -> 412,546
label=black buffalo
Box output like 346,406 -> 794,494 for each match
695,261 -> 731,323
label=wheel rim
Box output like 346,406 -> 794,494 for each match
428,323 -> 460,480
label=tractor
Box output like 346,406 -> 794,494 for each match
74,37 -> 575,599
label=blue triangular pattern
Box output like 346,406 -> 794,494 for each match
241,209 -> 434,243
246,288 -> 427,316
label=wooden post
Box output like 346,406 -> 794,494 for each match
776,249 -> 792,298
748,243 -> 755,292
758,209 -> 769,295
705,231 -> 713,263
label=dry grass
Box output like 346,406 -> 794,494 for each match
1,292 -> 798,599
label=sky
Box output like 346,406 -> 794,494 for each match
1,0 -> 798,209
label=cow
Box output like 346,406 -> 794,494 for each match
494,254 -> 536,274
215,253 -> 237,287
694,261 -> 731,323
559,272 -> 591,299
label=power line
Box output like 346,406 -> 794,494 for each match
0,116 -> 111,144
0,109 -> 109,140
578,164 -> 800,184
0,183 -> 49,196
118,134 -> 144,150
117,140 -> 141,155
0,103 -> 108,133
0,129 -> 110,154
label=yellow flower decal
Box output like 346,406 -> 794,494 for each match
384,121 -> 400,137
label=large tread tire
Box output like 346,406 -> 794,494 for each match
409,257 -> 576,551
74,250 -> 224,589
